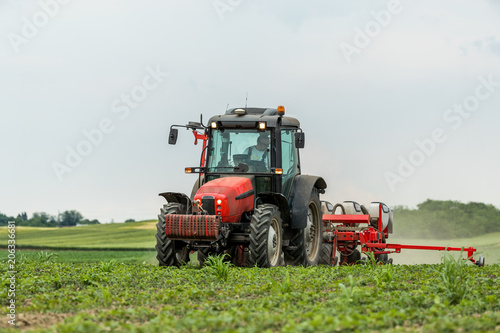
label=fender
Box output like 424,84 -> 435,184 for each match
288,175 -> 327,229
257,192 -> 291,225
158,192 -> 191,209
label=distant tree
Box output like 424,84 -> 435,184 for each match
124,219 -> 136,223
17,212 -> 28,221
79,219 -> 100,225
28,212 -> 57,227
394,199 -> 500,239
60,210 -> 83,227
0,213 -> 16,226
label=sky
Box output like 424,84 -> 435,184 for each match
1,0 -> 499,223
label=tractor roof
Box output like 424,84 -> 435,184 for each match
208,107 -> 300,128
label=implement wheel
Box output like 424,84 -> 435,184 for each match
248,204 -> 283,268
284,189 -> 323,266
340,249 -> 361,265
319,242 -> 336,266
155,203 -> 190,267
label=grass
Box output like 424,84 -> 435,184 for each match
0,257 -> 498,332
0,220 -> 157,249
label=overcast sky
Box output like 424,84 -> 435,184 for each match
1,0 -> 499,222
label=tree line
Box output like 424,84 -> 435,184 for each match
393,199 -> 500,239
0,210 -> 100,227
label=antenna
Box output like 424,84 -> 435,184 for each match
226,103 -> 229,112
245,92 -> 248,110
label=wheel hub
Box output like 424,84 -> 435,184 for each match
267,218 -> 280,266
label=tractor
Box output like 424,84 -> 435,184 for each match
156,106 -> 325,267
156,105 -> 485,268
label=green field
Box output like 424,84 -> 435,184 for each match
1,223 -> 500,332
4,250 -> 158,264
0,220 -> 157,250
1,258 -> 499,332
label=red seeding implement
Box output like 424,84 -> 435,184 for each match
156,106 -> 484,268
321,201 -> 484,267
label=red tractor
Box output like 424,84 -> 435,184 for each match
156,106 -> 485,268
156,106 -> 325,267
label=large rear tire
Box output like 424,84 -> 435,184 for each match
248,204 -> 283,268
156,203 -> 190,267
284,190 -> 323,266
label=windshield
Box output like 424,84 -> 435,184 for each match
207,129 -> 271,173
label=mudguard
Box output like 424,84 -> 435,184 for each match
257,192 -> 291,225
158,192 -> 191,209
288,175 -> 327,229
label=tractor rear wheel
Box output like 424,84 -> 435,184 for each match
284,190 -> 322,266
248,204 -> 283,268
156,203 -> 190,267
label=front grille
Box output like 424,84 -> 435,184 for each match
202,196 -> 215,215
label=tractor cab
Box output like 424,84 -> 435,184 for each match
205,107 -> 303,199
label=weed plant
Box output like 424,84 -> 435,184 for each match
203,253 -> 232,281
436,250 -> 470,305
35,251 -> 59,263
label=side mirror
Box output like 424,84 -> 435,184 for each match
295,132 -> 305,148
168,128 -> 178,145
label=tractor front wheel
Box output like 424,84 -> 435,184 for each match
248,204 -> 283,268
155,203 -> 190,267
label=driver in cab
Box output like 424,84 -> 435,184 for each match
242,134 -> 270,172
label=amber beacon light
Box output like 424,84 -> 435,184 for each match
277,105 -> 285,115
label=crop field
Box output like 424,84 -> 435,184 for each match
1,222 -> 500,332
0,255 -> 499,332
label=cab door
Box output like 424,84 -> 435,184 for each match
280,129 -> 299,198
